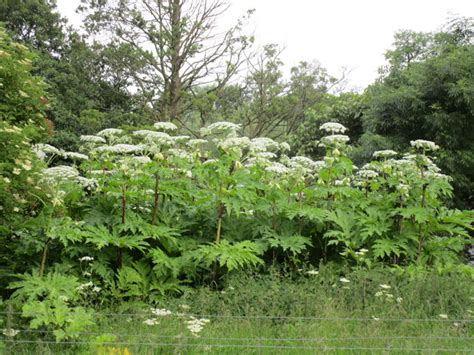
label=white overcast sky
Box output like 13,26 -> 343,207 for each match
56,0 -> 474,91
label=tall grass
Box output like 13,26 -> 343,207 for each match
3,267 -> 473,354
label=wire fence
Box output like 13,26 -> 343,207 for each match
2,311 -> 473,352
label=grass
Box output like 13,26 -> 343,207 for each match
2,266 -> 474,354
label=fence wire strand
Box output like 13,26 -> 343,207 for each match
2,339 -> 473,352
1,311 -> 473,323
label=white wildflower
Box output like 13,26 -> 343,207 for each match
154,122 -> 178,131
79,256 -> 94,262
439,314 -> 448,319
357,169 -> 379,179
42,166 -> 79,182
379,284 -> 391,290
97,128 -> 123,137
306,270 -> 319,276
396,297 -> 403,303
320,134 -> 350,146
320,122 -> 348,134
249,137 -> 279,152
280,142 -> 291,151
151,308 -> 172,316
187,139 -> 208,147
186,317 -> 210,337
80,135 -> 106,144
339,277 -> 350,283
201,121 -> 241,136
202,159 -> 218,165
59,295 -> 69,302
63,152 -> 89,161
3,177 -> 10,184
375,291 -> 384,297
2,328 -> 20,337
372,316 -> 380,321
92,286 -> 101,293
218,136 -> 251,150
95,144 -> 145,154
373,150 -> 397,159
179,304 -> 191,310
410,139 -> 439,151
265,162 -> 290,175
76,281 -> 94,291
143,318 -> 160,326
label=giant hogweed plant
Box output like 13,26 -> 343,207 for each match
5,120 -> 474,319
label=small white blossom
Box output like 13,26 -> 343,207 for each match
379,284 -> 391,290
42,166 -> 79,182
151,308 -> 172,316
63,152 -> 89,161
320,122 -> 348,134
143,318 -> 160,326
373,150 -> 397,159
80,135 -> 106,144
2,328 -> 20,337
95,144 -> 145,154
306,270 -> 319,276
265,162 -> 290,175
201,121 -> 241,136
439,314 -> 448,319
218,137 -> 251,151
97,128 -> 123,137
154,122 -> 178,131
320,134 -> 350,146
187,139 -> 208,147
79,256 -> 94,262
249,137 -> 279,152
357,169 -> 379,179
339,277 -> 350,283
410,139 -> 439,151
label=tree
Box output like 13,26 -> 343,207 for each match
79,0 -> 254,130
0,0 -> 66,53
365,17 -> 474,207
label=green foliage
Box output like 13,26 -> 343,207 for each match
365,17 -> 474,207
8,270 -> 95,341
193,240 -> 264,272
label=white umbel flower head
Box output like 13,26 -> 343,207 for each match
97,128 -> 123,137
265,162 -> 290,174
80,135 -> 106,144
320,134 -> 350,146
320,122 -> 348,134
95,144 -> 145,154
200,121 -> 241,136
249,137 -> 279,152
218,137 -> 251,151
154,122 -> 178,131
42,166 -> 79,182
373,150 -> 397,159
410,139 -> 439,151
63,152 -> 89,161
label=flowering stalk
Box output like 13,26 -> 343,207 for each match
151,173 -> 160,225
39,238 -> 51,277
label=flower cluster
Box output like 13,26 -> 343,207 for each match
373,150 -> 397,159
410,139 -> 439,151
186,316 -> 210,337
97,128 -> 123,137
200,121 -> 241,136
320,122 -> 348,134
154,122 -> 178,131
80,135 -> 106,144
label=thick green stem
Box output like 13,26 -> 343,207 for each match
39,239 -> 50,277
151,174 -> 160,225
117,185 -> 127,268
215,203 -> 225,243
